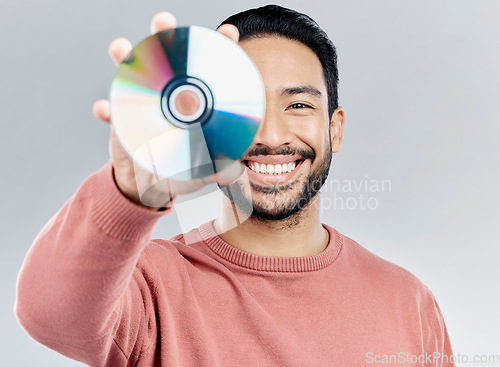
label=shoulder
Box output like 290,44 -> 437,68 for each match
327,226 -> 452,349
340,229 -> 423,282
135,226 -> 222,276
327,225 -> 437,308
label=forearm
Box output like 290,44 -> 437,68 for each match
15,162 -> 167,362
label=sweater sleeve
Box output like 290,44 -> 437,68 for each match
15,162 -> 169,366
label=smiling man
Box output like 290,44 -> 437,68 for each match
214,31 -> 340,257
16,5 -> 454,367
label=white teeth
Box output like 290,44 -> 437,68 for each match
248,161 -> 298,175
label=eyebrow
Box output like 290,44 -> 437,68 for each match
280,85 -> 323,99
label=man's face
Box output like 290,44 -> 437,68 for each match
222,36 -> 343,221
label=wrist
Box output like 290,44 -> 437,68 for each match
112,167 -> 170,211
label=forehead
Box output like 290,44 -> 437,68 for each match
239,36 -> 327,95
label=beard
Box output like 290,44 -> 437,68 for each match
219,144 -> 332,222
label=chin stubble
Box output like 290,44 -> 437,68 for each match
219,146 -> 332,223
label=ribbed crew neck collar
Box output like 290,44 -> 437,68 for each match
198,221 -> 343,273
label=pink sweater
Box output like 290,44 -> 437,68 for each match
16,163 -> 454,366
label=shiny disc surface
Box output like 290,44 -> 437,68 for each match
110,26 -> 265,180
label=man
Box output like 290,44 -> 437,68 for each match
16,5 -> 454,366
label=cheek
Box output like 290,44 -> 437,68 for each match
296,124 -> 331,156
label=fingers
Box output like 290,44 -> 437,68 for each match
107,12 -> 177,67
93,99 -> 110,123
100,13 -> 178,125
150,11 -> 177,34
151,13 -> 237,42
108,38 -> 133,66
216,24 -> 240,43
213,161 -> 246,186
108,14 -> 235,68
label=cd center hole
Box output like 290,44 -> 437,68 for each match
175,90 -> 201,116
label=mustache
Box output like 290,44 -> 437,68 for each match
244,146 -> 315,161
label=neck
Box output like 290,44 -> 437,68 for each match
213,195 -> 329,257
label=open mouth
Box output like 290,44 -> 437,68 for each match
244,159 -> 303,175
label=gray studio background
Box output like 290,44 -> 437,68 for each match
1,0 -> 499,365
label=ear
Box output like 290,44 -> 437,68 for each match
330,106 -> 345,153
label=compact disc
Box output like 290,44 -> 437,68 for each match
109,26 -> 265,181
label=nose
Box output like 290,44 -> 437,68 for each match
252,103 -> 294,150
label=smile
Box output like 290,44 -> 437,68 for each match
242,156 -> 306,186
245,160 -> 299,175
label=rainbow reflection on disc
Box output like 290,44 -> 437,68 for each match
109,26 -> 265,181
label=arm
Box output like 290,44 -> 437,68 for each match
15,12 -> 241,365
15,162 -> 167,365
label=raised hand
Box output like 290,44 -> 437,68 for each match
92,12 -> 241,210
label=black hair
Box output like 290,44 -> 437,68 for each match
219,4 -> 339,118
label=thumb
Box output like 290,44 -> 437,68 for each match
216,161 -> 246,186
